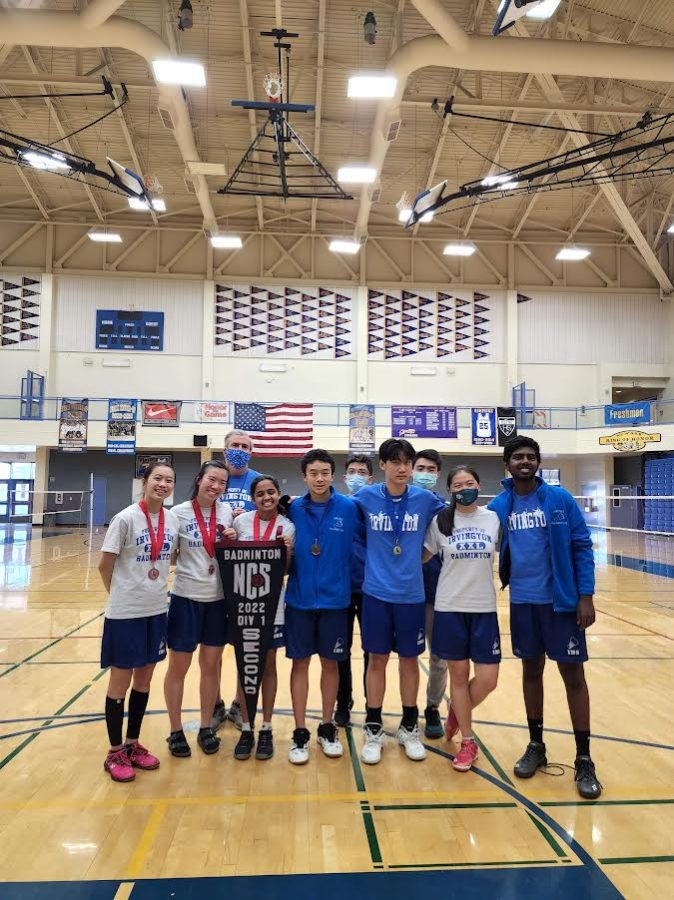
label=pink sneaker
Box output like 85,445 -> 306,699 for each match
104,748 -> 135,782
453,738 -> 479,772
445,702 -> 459,742
125,742 -> 160,770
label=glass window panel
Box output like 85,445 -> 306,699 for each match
0,485 -> 7,502
0,463 -> 10,479
10,463 -> 34,479
0,504 -> 7,515
14,505 -> 29,515
14,484 -> 30,502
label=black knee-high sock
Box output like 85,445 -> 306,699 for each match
528,717 -> 544,745
105,695 -> 125,748
126,689 -> 149,742
574,729 -> 590,757
401,705 -> 418,729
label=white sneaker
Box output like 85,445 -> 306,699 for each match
397,724 -> 427,761
317,723 -> 343,758
288,727 -> 310,765
361,723 -> 386,765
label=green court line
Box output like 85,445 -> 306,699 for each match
472,733 -> 515,786
374,802 -> 518,811
0,681 -> 93,771
0,660 -> 103,666
526,811 -> 567,859
600,854 -> 674,865
0,611 -> 104,679
542,798 -> 674,808
387,859 -> 560,869
344,726 -> 383,866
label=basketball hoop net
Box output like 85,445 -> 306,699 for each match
264,73 -> 282,103
144,173 -> 163,194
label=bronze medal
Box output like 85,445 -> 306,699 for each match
148,567 -> 160,580
208,563 -> 215,576
311,543 -> 321,556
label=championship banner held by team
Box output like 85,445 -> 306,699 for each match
106,399 -> 138,455
58,398 -> 88,453
215,539 -> 287,727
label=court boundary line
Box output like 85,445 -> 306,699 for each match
0,611 -> 104,679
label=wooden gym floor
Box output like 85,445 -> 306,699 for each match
0,524 -> 673,899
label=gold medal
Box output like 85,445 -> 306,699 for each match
392,544 -> 403,556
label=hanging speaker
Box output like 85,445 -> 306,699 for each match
193,435 -> 208,447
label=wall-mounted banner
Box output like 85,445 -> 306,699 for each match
135,453 -> 173,479
106,399 -> 137,455
391,406 -> 458,439
215,539 -> 287,727
95,309 -> 164,351
349,404 -> 376,453
58,398 -> 88,453
497,406 -> 518,446
142,401 -> 182,427
599,430 -> 661,452
471,407 -> 496,446
604,401 -> 651,426
194,401 -> 231,424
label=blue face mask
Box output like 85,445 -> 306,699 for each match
453,488 -> 479,507
346,474 -> 368,494
226,448 -> 251,470
413,471 -> 438,490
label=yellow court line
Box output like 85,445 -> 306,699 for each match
125,802 -> 167,879
113,883 -> 135,900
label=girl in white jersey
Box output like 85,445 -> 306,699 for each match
423,466 -> 501,773
232,475 -> 295,762
98,463 -> 179,783
164,461 -> 236,757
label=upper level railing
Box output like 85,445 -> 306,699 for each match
0,396 -> 670,431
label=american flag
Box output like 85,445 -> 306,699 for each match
234,403 -> 314,457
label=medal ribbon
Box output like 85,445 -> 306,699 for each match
192,499 -> 217,558
253,513 -> 279,541
303,495 -> 334,552
139,500 -> 165,563
383,486 -> 409,549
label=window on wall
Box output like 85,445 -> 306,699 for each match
10,462 -> 35,479
541,468 -> 561,485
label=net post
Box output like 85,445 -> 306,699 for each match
88,473 -> 95,531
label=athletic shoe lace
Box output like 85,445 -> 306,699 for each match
575,756 -> 601,788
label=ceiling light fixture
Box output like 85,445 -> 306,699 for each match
88,231 -> 122,243
526,0 -> 563,20
151,58 -> 206,87
347,75 -> 397,99
556,246 -> 591,261
419,210 -> 434,223
210,234 -> 243,249
329,239 -> 361,254
128,197 -> 166,212
337,166 -> 377,184
443,242 -> 477,256
21,149 -> 71,172
667,224 -> 674,234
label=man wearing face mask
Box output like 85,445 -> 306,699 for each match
212,429 -> 262,731
412,450 -> 448,740
335,455 -> 373,725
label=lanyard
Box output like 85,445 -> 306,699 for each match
253,513 -> 279,541
139,500 -> 165,562
304,495 -> 334,555
192,499 -> 217,558
383,486 -> 408,551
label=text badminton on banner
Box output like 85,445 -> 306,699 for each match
234,402 -> 313,457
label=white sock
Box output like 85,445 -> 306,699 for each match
261,721 -> 272,731
241,723 -> 252,732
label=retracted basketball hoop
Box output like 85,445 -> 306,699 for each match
492,0 -> 561,36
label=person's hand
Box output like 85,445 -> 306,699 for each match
232,507 -> 245,518
577,595 -> 595,629
223,527 -> 237,539
282,534 -> 294,551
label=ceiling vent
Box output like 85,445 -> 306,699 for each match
385,118 -> 401,142
369,185 -> 382,203
158,104 -> 174,130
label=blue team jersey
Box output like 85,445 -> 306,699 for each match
507,491 -> 554,604
219,468 -> 261,512
353,484 -> 445,604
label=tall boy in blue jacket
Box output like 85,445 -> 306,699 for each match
488,436 -> 601,799
285,449 -> 359,765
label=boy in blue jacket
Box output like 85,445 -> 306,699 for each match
285,449 -> 358,765
488,436 -> 601,799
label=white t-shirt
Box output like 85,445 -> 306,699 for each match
102,503 -> 179,620
233,510 -> 296,626
424,506 -> 500,613
171,500 -> 234,602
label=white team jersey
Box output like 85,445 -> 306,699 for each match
172,500 -> 234,602
233,510 -> 295,626
102,503 -> 179,620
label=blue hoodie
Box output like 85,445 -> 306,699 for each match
285,488 -> 359,610
488,477 -> 595,613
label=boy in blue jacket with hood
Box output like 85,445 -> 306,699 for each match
285,449 -> 359,765
488,436 -> 602,799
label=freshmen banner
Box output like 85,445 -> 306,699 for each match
106,399 -> 138,455
497,406 -> 517,446
215,539 -> 287,727
58,399 -> 88,453
349,404 -> 375,453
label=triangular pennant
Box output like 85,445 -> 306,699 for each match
474,326 -> 489,336
474,304 -> 489,314
335,294 -> 350,303
335,337 -> 351,347
456,310 -> 470,319
22,277 -> 40,286
336,347 -> 350,358
418,296 -> 433,307
474,315 -> 489,325
233,289 -> 249,299
402,301 -> 416,311
319,287 -> 333,298
250,340 -> 266,347
21,288 -> 39,298
474,338 -> 490,348
437,347 -> 452,357
285,287 -> 300,295
336,326 -> 350,336
267,291 -> 283,300
455,297 -> 469,307
517,293 -> 532,304
402,290 -> 418,301
455,343 -> 469,352
368,290 -> 383,299
285,341 -> 300,349
438,292 -> 453,301
474,350 -> 490,359
474,292 -> 489,301
316,343 -> 331,351
336,316 -> 350,325
335,305 -> 350,314
2,281 -> 19,291
417,343 -> 432,351
302,325 -> 317,334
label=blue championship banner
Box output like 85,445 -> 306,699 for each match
106,399 -> 138,455
58,398 -> 88,453
392,405 -> 458,439
215,539 -> 287,727
471,407 -> 496,446
604,401 -> 650,426
349,404 -> 375,453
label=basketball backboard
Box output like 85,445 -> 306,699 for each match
492,0 -> 562,36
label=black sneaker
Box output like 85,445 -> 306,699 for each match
166,729 -> 191,758
575,755 -> 602,799
256,728 -> 274,760
423,705 -> 444,740
514,741 -> 547,778
211,700 -> 227,733
197,727 -> 221,755
334,704 -> 352,727
234,730 -> 255,761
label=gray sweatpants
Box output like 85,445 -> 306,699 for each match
425,603 -> 448,708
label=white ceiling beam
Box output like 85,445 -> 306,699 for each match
310,0 -> 326,233
238,0 -> 264,232
80,0 -> 127,30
